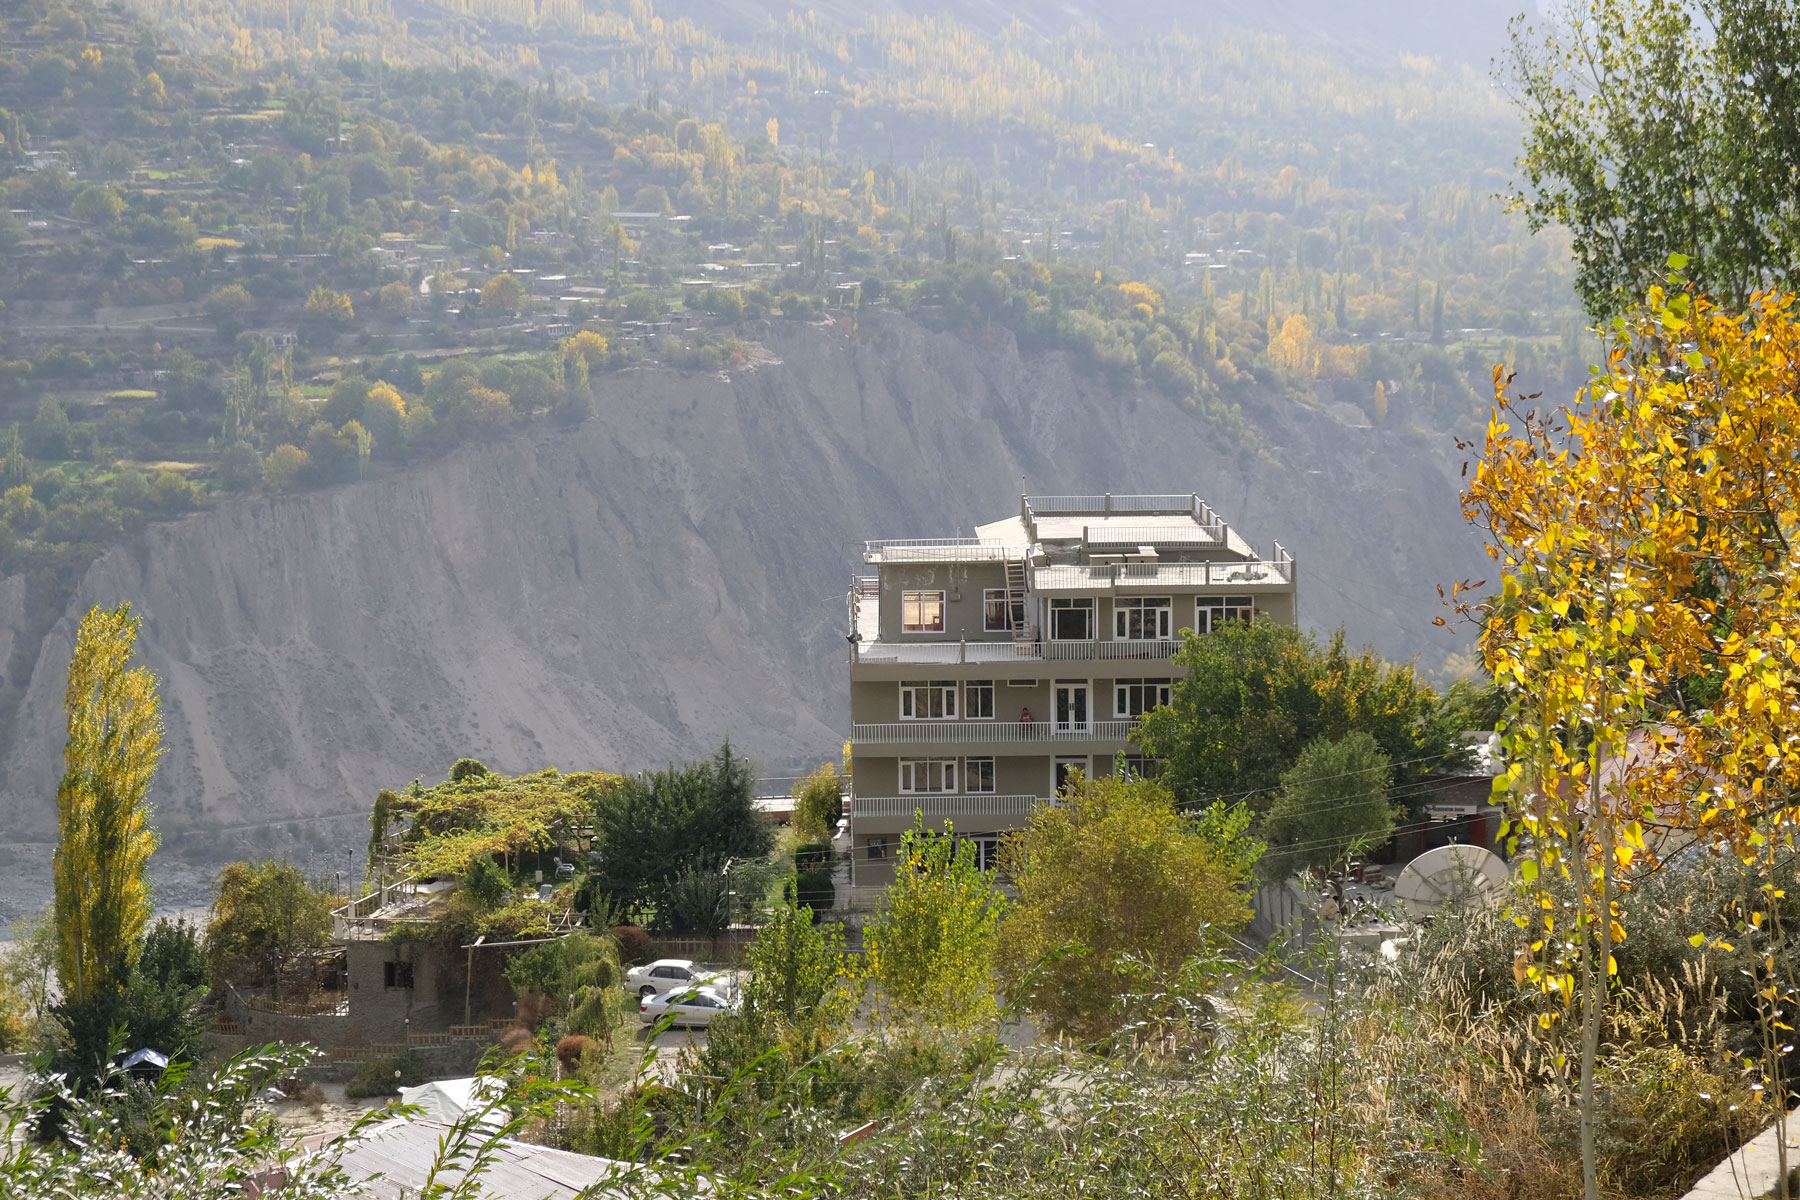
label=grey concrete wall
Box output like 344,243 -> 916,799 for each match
876,562 -> 1010,642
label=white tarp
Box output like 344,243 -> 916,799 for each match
397,1077 -> 502,1128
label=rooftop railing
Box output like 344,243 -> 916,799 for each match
1025,494 -> 1196,514
864,537 -> 985,551
851,719 -> 1141,744
1023,493 -> 1228,544
863,542 -> 1018,564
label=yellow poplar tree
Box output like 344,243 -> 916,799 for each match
53,604 -> 162,1006
1461,264 -> 1800,1199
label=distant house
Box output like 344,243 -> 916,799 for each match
330,877 -> 584,1038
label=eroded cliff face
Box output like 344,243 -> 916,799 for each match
0,312 -> 1485,874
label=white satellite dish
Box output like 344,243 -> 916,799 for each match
1392,845 -> 1509,919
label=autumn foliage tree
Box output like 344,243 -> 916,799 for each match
480,273 -> 527,312
1461,267 -> 1800,1198
302,285 -> 354,327
204,861 -> 334,1000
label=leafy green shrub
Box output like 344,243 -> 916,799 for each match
449,757 -> 490,782
344,1050 -> 425,1098
462,857 -> 510,908
794,870 -> 834,917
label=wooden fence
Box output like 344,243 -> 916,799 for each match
645,933 -> 758,966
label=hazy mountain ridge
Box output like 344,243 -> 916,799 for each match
0,311 -> 1485,884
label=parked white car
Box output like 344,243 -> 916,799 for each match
639,985 -> 740,1029
625,958 -> 723,999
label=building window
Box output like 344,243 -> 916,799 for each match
1053,756 -> 1089,794
959,835 -> 1001,872
900,759 -> 958,793
965,680 -> 995,719
1114,678 -> 1173,718
867,839 -> 888,861
902,590 -> 945,632
1007,678 -> 1039,688
983,589 -> 1012,632
384,961 -> 415,989
900,680 -> 957,719
966,756 -> 996,793
1049,597 -> 1094,640
1114,598 -> 1173,640
1196,596 -> 1255,633
1116,754 -> 1163,780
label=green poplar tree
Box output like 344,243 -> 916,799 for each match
53,604 -> 163,1007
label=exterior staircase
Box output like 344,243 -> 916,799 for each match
1005,557 -> 1033,647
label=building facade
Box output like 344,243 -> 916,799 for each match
845,494 -> 1298,902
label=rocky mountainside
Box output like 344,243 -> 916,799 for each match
661,0 -> 1527,62
0,312 -> 1487,913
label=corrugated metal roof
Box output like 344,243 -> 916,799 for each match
334,1119 -> 670,1199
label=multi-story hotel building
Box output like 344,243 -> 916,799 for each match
844,493 -> 1298,901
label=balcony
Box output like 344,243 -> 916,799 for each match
851,719 -> 1141,745
854,794 -> 1041,819
852,637 -> 1179,666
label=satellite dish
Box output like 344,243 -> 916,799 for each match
1392,845 -> 1508,919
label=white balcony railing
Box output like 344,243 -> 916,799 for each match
854,794 -> 1042,819
852,719 -> 1141,744
1046,638 -> 1179,660
853,638 -> 1179,665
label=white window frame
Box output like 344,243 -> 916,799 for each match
900,758 -> 958,794
899,680 -> 958,720
959,835 -> 1001,872
1053,679 -> 1092,733
1114,597 -> 1173,640
1114,678 -> 1173,718
965,756 -> 996,793
1195,596 -> 1255,633
1048,597 -> 1095,641
964,680 -> 995,720
983,588 -> 1012,632
902,590 -> 945,633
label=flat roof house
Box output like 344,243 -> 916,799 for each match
844,493 -> 1297,905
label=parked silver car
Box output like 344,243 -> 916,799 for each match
625,957 -> 725,999
638,985 -> 740,1029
